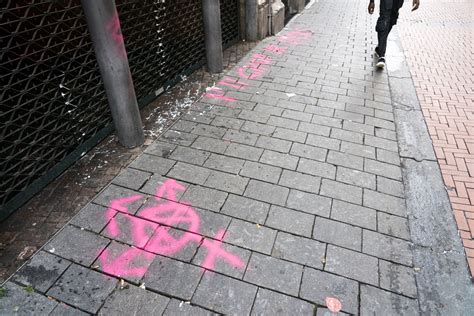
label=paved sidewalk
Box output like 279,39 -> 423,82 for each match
1,0 -> 473,315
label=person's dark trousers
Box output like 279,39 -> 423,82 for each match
376,0 -> 404,57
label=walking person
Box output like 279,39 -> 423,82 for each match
368,0 -> 420,68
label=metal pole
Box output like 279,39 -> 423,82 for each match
81,0 -> 144,148
202,0 -> 224,73
246,0 -> 258,41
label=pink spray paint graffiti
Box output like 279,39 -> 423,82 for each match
98,179 -> 244,279
106,12 -> 127,58
203,28 -> 313,105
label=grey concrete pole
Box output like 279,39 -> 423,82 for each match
202,0 -> 224,73
81,0 -> 144,148
246,0 -> 258,41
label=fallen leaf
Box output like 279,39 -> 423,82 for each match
325,297 -> 342,313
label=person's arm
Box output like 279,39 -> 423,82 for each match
412,0 -> 420,11
368,0 -> 375,15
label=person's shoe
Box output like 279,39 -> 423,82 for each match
376,57 -> 386,69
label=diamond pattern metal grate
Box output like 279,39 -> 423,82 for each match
0,0 -> 240,216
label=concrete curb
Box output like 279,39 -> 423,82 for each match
387,29 -> 474,315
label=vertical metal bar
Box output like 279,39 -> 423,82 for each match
81,0 -> 144,148
246,0 -> 258,41
202,0 -> 224,73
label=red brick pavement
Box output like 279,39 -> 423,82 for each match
397,0 -> 474,276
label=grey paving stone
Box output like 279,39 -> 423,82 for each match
273,127 -> 307,143
298,121 -> 331,137
306,134 -> 341,151
212,116 -> 245,130
241,121 -> 276,136
225,219 -> 277,254
191,124 -> 227,138
167,162 -> 211,185
47,264 -> 116,314
93,185 -> 146,212
286,189 -> 331,217
278,99 -> 309,112
12,251 -> 70,293
193,271 -> 257,315
268,116 -> 300,130
365,100 -> 393,112
164,299 -> 217,316
272,232 -> 325,269
94,241 -> 155,282
345,103 -> 374,117
129,154 -> 176,175
379,260 -> 417,298
291,143 -> 327,161
366,117 -> 396,131
143,255 -> 203,300
71,203 -> 110,233
192,136 -> 229,154
139,175 -> 189,201
181,185 -> 228,212
147,227 -> 201,262
223,130 -> 259,146
336,166 -> 376,189
161,130 -> 198,146
360,285 -> 419,316
365,159 -> 402,181
279,170 -> 321,194
364,189 -> 407,217
331,200 -> 377,230
251,95 -> 279,107
316,308 -> 349,316
325,245 -> 378,286
221,194 -> 270,224
244,180 -> 289,206
0,282 -> 58,315
363,230 -> 412,266
282,109 -> 313,122
112,168 -> 151,190
297,158 -> 336,179
227,90 -> 253,101
266,205 -> 314,237
313,217 -> 362,251
311,114 -> 343,128
377,212 -> 411,240
256,136 -> 292,153
376,148 -> 401,165
340,141 -> 376,159
336,110 -> 365,124
318,99 -> 346,110
330,128 -> 363,144
45,225 -> 109,266
183,111 -> 214,125
260,150 -> 299,170
251,288 -> 315,315
327,150 -> 364,170
193,239 -> 251,278
99,284 -> 170,315
300,268 -> 359,314
50,303 -> 88,315
173,120 -> 200,133
239,109 -> 271,123
305,104 -> 334,116
102,212 -> 157,248
255,103 -> 284,116
244,253 -> 303,295
320,179 -> 362,204
204,153 -> 245,174
205,170 -> 249,195
192,208 -> 232,238
375,128 -> 397,141
377,176 -> 404,198
225,143 -> 263,161
169,146 -> 210,166
240,161 -> 282,184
